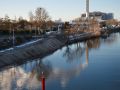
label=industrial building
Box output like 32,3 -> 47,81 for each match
81,11 -> 114,20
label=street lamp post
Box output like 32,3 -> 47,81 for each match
12,28 -> 15,47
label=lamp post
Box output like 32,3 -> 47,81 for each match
12,28 -> 15,47
12,21 -> 16,48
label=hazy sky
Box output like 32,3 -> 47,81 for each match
0,0 -> 119,21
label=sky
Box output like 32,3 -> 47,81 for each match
0,0 -> 120,21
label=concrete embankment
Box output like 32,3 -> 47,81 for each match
67,31 -> 101,44
0,27 -> 119,69
0,32 -> 101,69
0,37 -> 66,68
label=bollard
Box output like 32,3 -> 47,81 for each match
41,72 -> 45,90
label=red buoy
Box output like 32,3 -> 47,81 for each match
41,72 -> 45,90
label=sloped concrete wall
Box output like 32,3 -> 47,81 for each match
0,38 -> 65,68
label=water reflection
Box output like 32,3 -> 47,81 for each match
0,33 -> 119,90
30,60 -> 52,81
63,38 -> 101,65
63,43 -> 85,63
102,33 -> 118,45
0,60 -> 52,90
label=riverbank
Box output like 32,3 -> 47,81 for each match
0,35 -> 33,50
0,28 -> 120,69
0,36 -> 66,69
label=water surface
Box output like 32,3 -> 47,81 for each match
0,33 -> 120,90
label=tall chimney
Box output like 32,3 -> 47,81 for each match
86,0 -> 89,19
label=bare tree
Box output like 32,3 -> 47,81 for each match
35,7 -> 50,34
29,11 -> 34,32
4,15 -> 11,32
106,19 -> 118,26
18,16 -> 23,22
29,11 -> 34,22
46,20 -> 54,30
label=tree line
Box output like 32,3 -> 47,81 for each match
0,7 -> 55,35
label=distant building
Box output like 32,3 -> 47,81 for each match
102,13 -> 114,20
81,11 -> 114,20
53,19 -> 64,33
54,18 -> 63,24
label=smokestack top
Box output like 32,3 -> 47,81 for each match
86,0 -> 89,19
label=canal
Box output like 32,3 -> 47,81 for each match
0,33 -> 120,90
